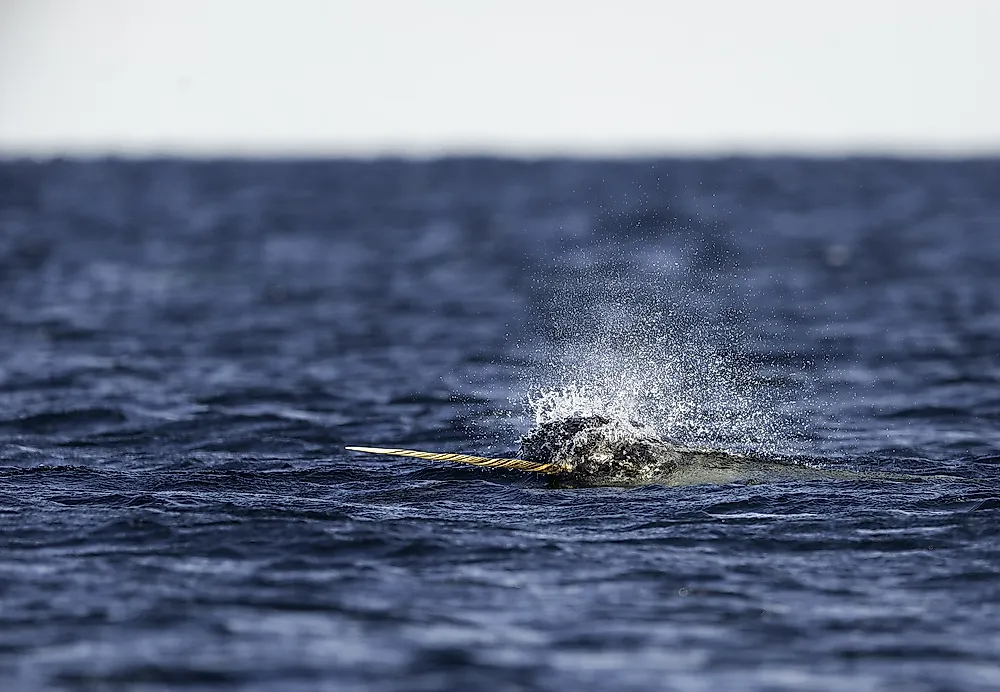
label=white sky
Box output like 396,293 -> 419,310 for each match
1,0 -> 998,156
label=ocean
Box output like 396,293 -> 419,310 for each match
1,157 -> 999,690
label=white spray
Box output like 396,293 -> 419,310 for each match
520,259 -> 810,456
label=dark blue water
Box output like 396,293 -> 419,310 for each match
2,158 -> 999,691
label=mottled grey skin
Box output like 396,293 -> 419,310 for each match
519,415 -> 923,488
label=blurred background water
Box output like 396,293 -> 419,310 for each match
1,157 -> 999,690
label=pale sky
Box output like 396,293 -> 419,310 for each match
1,0 -> 998,156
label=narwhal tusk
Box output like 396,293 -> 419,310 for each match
345,446 -> 570,474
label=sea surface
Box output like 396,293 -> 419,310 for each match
1,158 -> 999,691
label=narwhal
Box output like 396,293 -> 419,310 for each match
347,414 -> 936,487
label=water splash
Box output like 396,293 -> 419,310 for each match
521,258 -> 810,455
